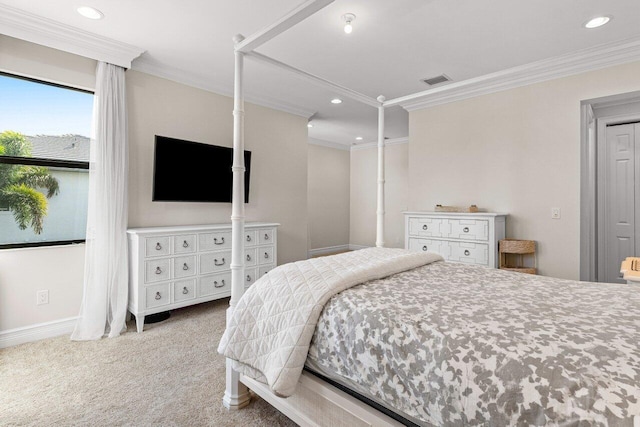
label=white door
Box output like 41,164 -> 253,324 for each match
601,123 -> 640,283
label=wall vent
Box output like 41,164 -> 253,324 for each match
421,74 -> 451,86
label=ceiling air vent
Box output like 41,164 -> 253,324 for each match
421,74 -> 451,86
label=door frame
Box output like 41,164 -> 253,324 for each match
580,92 -> 640,282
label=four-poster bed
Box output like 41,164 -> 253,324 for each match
219,1 -> 640,425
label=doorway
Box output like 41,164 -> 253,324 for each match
580,93 -> 640,282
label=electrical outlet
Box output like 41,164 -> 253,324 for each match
551,208 -> 561,219
36,290 -> 49,305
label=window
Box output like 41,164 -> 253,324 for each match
0,72 -> 93,248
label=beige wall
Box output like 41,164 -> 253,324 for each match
0,37 -> 308,333
409,60 -> 640,280
307,144 -> 350,251
127,70 -> 309,265
350,143 -> 408,248
0,36 -> 95,332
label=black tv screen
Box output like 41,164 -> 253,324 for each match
152,136 -> 251,203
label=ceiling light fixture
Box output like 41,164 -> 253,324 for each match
584,15 -> 611,29
77,6 -> 104,20
331,98 -> 343,104
342,13 -> 356,34
307,122 -> 313,128
355,136 -> 363,141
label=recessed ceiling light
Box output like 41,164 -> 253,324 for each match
355,136 -> 363,141
331,98 -> 343,104
77,6 -> 104,20
307,122 -> 313,128
584,16 -> 611,29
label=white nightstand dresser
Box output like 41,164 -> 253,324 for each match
127,222 -> 279,332
404,212 -> 506,268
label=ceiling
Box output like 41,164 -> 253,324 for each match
2,0 -> 640,146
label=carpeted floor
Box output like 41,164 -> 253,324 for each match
0,298 -> 297,426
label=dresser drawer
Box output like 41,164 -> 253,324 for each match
199,231 -> 231,251
446,219 -> 489,241
199,251 -> 231,274
173,279 -> 196,303
245,268 -> 258,288
245,248 -> 257,267
199,272 -> 231,297
259,229 -> 274,245
258,247 -> 274,265
245,231 -> 257,247
408,238 -> 448,257
145,283 -> 170,309
173,234 -> 196,254
447,241 -> 489,265
408,218 -> 443,238
145,258 -> 171,283
173,255 -> 196,279
259,265 -> 274,278
145,236 -> 171,257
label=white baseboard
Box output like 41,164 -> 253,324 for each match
348,244 -> 370,251
0,317 -> 77,349
308,244 -> 350,258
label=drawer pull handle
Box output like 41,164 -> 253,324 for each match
264,234 -> 270,240
422,245 -> 428,251
182,263 -> 189,270
155,292 -> 161,300
246,235 -> 252,242
463,227 -> 469,233
214,280 -> 225,288
155,242 -> 162,250
464,250 -> 470,256
264,252 -> 269,259
183,240 -> 189,248
247,275 -> 251,282
246,254 -> 252,261
214,237 -> 225,245
214,258 -> 225,266
422,225 -> 428,230
182,287 -> 189,294
155,267 -> 162,274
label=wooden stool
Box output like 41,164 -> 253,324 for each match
499,239 -> 536,274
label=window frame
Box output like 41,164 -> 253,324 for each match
0,71 -> 93,250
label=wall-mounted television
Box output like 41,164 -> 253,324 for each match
152,135 -> 251,203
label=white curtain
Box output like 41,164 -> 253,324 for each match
71,62 -> 129,340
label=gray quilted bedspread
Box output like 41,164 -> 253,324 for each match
307,261 -> 640,426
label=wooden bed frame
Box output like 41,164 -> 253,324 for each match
223,0 -> 433,424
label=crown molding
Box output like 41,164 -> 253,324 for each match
393,36 -> 640,111
308,138 -> 351,151
0,4 -> 144,69
350,137 -> 408,151
132,56 -> 315,118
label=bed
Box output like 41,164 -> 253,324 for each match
219,248 -> 640,425
220,1 -> 640,425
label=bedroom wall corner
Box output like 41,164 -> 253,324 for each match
307,143 -> 350,255
350,143 -> 408,248
408,60 -> 640,280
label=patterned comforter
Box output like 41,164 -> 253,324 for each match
307,261 -> 640,426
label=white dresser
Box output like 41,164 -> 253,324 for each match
127,222 -> 279,332
404,212 -> 506,268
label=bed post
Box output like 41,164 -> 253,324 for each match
376,96 -> 386,248
223,33 -> 251,411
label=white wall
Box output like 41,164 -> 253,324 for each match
409,60 -> 640,280
307,143 -> 350,251
0,36 -> 309,334
126,70 -> 309,265
349,143 -> 408,248
0,36 -> 95,332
